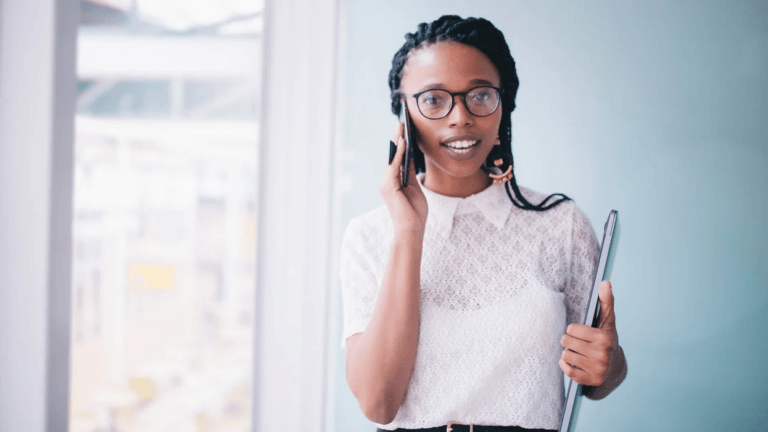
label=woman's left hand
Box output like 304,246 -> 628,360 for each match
559,280 -> 620,387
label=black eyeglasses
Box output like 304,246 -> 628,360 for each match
402,86 -> 504,120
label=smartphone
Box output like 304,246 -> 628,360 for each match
400,100 -> 415,187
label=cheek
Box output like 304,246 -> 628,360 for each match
478,116 -> 502,143
488,112 -> 503,136
411,120 -> 439,148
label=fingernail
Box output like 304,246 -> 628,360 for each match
388,140 -> 396,165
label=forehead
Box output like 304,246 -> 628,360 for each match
400,41 -> 501,93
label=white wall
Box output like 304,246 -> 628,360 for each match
0,0 -> 78,431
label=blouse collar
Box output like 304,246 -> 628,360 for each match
416,173 -> 512,239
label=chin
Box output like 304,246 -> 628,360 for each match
436,161 -> 486,179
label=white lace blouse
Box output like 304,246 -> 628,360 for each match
340,174 -> 599,430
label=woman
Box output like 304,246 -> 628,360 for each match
340,15 -> 627,432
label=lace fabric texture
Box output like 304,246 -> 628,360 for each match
340,180 -> 599,430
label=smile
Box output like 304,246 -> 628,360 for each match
442,140 -> 479,154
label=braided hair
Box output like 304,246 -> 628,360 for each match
388,15 -> 570,211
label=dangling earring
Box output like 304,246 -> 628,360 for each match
488,158 -> 513,185
480,136 -> 514,184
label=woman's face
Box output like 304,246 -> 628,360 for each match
400,41 -> 503,181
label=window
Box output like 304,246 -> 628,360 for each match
69,2 -> 262,431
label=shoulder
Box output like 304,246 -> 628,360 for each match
511,185 -> 596,243
514,185 -> 587,223
341,204 -> 392,248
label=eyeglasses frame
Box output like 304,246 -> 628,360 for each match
401,86 -> 505,120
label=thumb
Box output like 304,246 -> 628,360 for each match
597,280 -> 615,329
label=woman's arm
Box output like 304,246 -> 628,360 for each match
345,233 -> 423,424
345,124 -> 428,424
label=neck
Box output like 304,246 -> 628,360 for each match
422,167 -> 491,198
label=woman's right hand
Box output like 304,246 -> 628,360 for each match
380,120 -> 428,237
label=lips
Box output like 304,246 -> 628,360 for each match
442,138 -> 480,157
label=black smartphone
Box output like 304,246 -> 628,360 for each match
400,100 -> 414,187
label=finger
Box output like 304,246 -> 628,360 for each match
561,348 -> 590,371
598,280 -> 616,329
386,136 -> 406,183
560,357 -> 602,386
563,347 -> 610,386
382,136 -> 405,186
561,334 -> 591,355
392,120 -> 404,144
566,324 -> 612,347
559,359 -> 592,384
562,331 -> 614,370
565,324 -> 593,341
562,343 -> 610,372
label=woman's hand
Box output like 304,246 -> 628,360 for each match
380,120 -> 428,237
559,280 -> 626,397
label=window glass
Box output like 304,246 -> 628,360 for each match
70,2 -> 262,431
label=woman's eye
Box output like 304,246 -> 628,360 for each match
471,91 -> 492,101
421,92 -> 447,106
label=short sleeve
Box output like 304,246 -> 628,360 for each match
563,205 -> 600,327
339,217 -> 381,349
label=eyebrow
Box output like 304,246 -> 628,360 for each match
416,78 -> 498,93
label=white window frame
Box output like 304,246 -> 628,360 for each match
252,0 -> 344,431
0,0 -> 78,431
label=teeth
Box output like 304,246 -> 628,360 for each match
444,140 -> 477,149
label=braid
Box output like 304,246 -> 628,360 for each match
388,15 -> 570,212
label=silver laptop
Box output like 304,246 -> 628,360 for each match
559,210 -> 619,432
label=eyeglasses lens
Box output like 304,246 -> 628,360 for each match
466,87 -> 499,116
417,87 -> 500,119
417,90 -> 451,119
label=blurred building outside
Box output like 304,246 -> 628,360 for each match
69,1 -> 263,431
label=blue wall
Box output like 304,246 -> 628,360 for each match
329,1 -> 768,430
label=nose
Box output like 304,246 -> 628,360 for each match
446,94 -> 474,127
